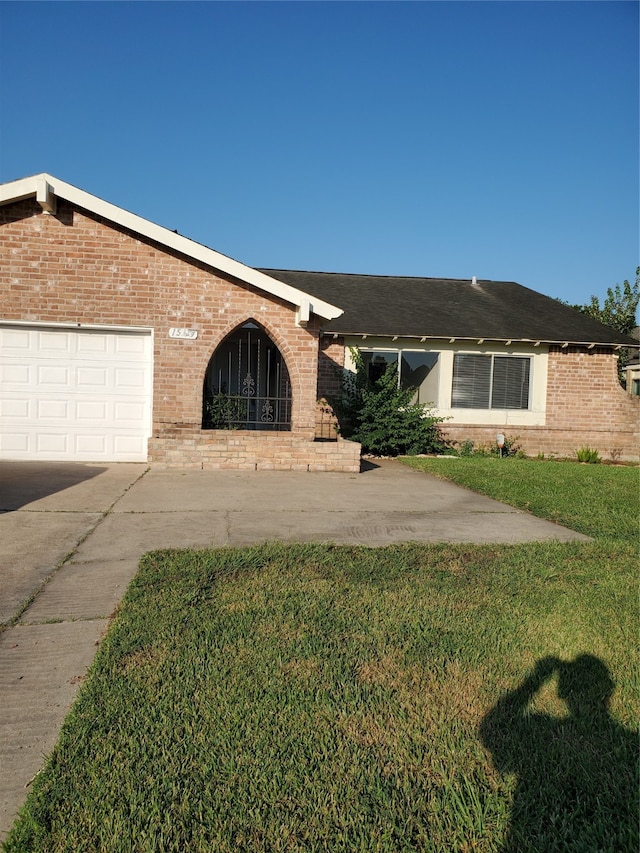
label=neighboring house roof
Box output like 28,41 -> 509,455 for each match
626,330 -> 640,367
0,174 -> 342,323
261,269 -> 639,347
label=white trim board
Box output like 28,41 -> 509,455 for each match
0,173 -> 343,323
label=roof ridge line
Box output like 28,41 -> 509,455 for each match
260,268 -> 500,284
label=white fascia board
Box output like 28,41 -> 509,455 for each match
0,173 -> 343,322
331,332 -> 630,349
0,175 -> 41,205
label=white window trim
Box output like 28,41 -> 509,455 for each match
344,338 -> 548,426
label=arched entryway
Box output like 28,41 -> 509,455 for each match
202,321 -> 292,430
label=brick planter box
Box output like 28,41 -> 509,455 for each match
149,427 -> 361,472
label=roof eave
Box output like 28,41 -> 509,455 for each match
321,330 -> 637,349
0,174 -> 343,323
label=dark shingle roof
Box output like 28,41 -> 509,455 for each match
259,270 -> 638,346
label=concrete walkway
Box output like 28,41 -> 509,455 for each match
0,459 -> 588,837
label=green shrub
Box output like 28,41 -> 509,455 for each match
576,446 -> 601,464
330,349 -> 448,456
456,435 -> 523,458
203,392 -> 245,429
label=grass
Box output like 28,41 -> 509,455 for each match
4,462 -> 638,852
400,455 -> 639,540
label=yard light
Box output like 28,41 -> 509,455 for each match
497,434 -> 505,458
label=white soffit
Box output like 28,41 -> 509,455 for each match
0,173 -> 343,322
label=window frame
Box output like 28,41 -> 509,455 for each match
357,348 -> 441,405
451,353 -> 532,410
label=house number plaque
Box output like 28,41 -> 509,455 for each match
169,328 -> 198,340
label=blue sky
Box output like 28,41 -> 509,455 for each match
1,1 -> 637,307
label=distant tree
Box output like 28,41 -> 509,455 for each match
565,268 -> 639,336
562,268 -> 639,387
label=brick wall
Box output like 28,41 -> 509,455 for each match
317,337 -> 345,400
443,347 -> 639,460
148,426 -> 361,472
1,199 -> 360,469
315,337 -> 345,438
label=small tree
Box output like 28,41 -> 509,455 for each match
330,348 -> 448,456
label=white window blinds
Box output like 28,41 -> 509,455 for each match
452,354 -> 530,409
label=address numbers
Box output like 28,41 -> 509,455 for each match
169,328 -> 198,340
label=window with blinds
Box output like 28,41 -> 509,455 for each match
451,354 -> 492,408
491,357 -> 530,409
452,354 -> 530,409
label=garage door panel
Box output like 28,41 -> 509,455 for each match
115,335 -> 148,355
0,328 -> 31,351
76,366 -> 108,389
0,433 -> 30,453
36,433 -> 69,454
1,363 -> 31,385
114,401 -> 146,424
0,325 -> 152,461
75,434 -> 107,455
6,396 -> 150,429
38,365 -> 71,386
76,333 -> 109,354
0,399 -> 30,418
37,399 -> 69,419
114,434 -> 147,455
114,367 -> 147,389
39,331 -> 72,352
76,400 -> 107,421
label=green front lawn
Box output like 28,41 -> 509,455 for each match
4,462 -> 638,852
400,455 -> 639,541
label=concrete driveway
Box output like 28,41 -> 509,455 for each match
0,459 -> 588,837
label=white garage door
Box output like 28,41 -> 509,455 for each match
0,324 -> 153,461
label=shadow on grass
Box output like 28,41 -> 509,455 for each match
480,654 -> 639,851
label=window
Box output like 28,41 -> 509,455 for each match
400,352 -> 440,404
491,356 -> 531,409
360,350 -> 398,383
451,354 -> 491,409
202,321 -> 292,430
452,354 -> 530,409
359,350 -> 440,405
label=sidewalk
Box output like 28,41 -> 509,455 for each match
0,459 -> 589,837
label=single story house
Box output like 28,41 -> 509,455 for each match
1,173 -> 637,470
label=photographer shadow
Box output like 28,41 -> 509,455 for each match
479,654 -> 638,851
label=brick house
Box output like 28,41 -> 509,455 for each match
272,270 -> 640,461
1,174 -> 637,469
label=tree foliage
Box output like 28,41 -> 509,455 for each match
330,348 -> 448,456
566,268 -> 639,336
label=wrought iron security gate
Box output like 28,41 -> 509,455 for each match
202,322 -> 292,430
